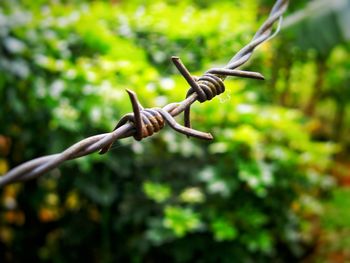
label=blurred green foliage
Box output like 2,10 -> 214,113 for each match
267,0 -> 350,147
322,188 -> 350,230
309,188 -> 350,262
0,0 -> 339,262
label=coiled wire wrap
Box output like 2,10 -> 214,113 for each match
99,89 -> 213,154
187,73 -> 225,103
171,57 -> 265,129
112,109 -> 165,142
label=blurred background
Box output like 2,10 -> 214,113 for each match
0,0 -> 349,262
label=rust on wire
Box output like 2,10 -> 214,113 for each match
175,57 -> 265,129
0,0 -> 289,187
99,89 -> 213,154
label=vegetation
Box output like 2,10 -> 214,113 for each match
0,0 -> 347,262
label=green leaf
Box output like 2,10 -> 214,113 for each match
211,218 -> 238,241
143,181 -> 171,203
163,206 -> 202,237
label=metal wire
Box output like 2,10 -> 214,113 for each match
0,0 -> 289,187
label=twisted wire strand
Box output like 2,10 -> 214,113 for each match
0,0 -> 289,187
226,0 -> 288,70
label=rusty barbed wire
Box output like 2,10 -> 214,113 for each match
0,0 -> 289,187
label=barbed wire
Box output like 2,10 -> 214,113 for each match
0,0 -> 289,187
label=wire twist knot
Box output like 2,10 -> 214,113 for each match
130,108 -> 165,140
187,73 -> 225,103
99,89 -> 213,154
171,56 -> 264,129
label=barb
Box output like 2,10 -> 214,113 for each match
0,0 -> 289,187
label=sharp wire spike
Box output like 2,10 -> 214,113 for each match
171,56 -> 207,101
126,89 -> 144,140
207,68 -> 265,80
